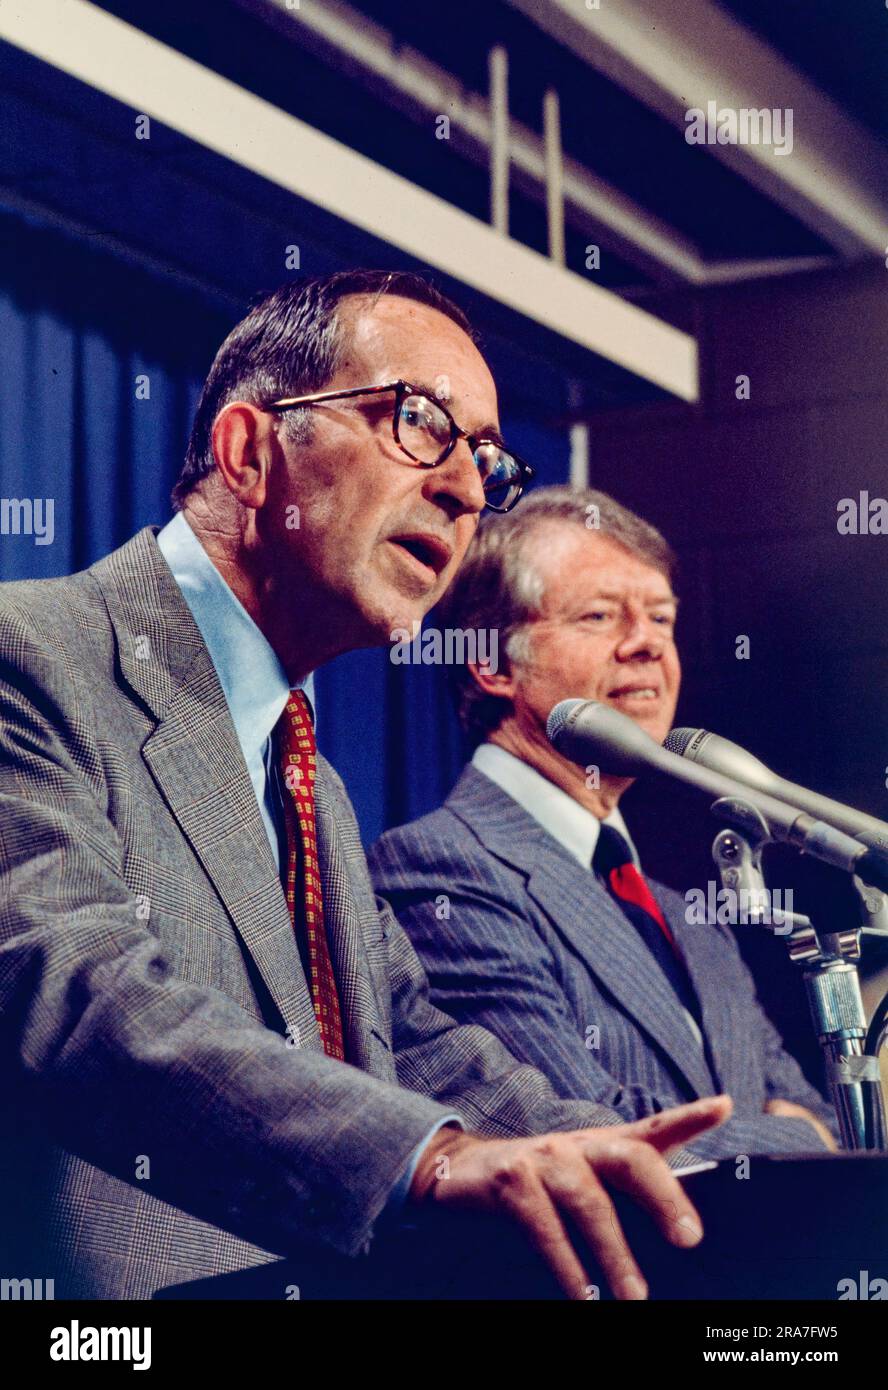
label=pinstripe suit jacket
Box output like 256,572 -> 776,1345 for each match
0,525 -> 694,1301
367,765 -> 838,1160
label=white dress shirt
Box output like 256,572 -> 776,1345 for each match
472,742 -> 641,869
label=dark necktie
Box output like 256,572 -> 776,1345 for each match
277,691 -> 346,1060
593,823 -> 701,1024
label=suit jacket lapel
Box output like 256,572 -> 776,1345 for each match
91,526 -> 322,1050
667,902 -> 746,1093
448,766 -> 715,1099
313,765 -> 390,1072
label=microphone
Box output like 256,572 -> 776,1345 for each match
664,726 -> 888,849
546,698 -> 888,893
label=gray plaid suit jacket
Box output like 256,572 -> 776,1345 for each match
0,525 -> 688,1301
368,766 -> 838,1160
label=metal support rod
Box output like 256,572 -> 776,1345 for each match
489,45 -> 509,235
803,960 -> 887,1152
543,87 -> 566,265
710,812 -> 887,1151
569,422 -> 590,489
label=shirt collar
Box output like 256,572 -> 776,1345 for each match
471,742 -> 640,870
156,511 -> 296,761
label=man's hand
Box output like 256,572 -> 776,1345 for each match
408,1095 -> 732,1300
764,1097 -> 838,1151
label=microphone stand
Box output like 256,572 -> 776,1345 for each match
710,797 -> 887,1153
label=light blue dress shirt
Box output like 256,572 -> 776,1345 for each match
157,510 -> 299,872
156,511 -> 454,1213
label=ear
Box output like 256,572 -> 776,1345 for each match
467,656 -> 516,701
211,402 -> 275,509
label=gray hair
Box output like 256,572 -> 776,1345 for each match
438,485 -> 677,748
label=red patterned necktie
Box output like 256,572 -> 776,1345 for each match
277,691 -> 345,1060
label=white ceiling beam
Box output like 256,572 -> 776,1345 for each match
0,0 -> 699,400
506,0 -> 888,258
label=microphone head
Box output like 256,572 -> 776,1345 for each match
547,698 -> 668,776
665,726 -> 775,789
546,698 -> 585,746
664,726 -> 701,757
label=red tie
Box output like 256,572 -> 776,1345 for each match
594,823 -> 701,1024
277,691 -> 345,1060
607,858 -> 677,949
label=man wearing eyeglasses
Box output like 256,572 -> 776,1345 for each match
0,269 -> 729,1304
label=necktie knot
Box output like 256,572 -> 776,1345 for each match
278,690 -> 317,773
593,822 -> 634,879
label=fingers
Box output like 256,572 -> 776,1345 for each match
590,1136 -> 707,1252
766,1099 -> 838,1152
553,1178 -> 648,1301
497,1175 -> 600,1301
623,1095 -> 733,1152
812,1122 -> 839,1153
431,1104 -> 737,1302
495,1155 -> 645,1301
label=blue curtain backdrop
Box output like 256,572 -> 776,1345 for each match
0,205 -> 568,846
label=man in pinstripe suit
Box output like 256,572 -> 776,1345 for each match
0,272 -> 731,1303
368,487 -> 838,1160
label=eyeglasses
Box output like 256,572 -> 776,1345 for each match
265,379 -> 534,513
